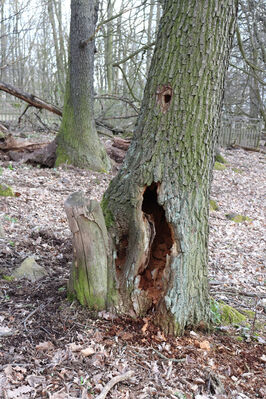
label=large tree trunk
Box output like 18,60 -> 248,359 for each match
68,0 -> 238,335
56,0 -> 110,171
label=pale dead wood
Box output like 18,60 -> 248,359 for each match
95,370 -> 134,399
0,122 -> 8,133
0,133 -> 48,152
0,81 -> 62,116
65,193 -> 109,305
112,137 -> 130,151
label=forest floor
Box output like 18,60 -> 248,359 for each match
0,133 -> 265,399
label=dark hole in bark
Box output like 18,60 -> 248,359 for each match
164,94 -> 171,104
115,235 -> 128,274
139,183 -> 173,304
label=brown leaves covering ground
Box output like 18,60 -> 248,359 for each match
0,146 -> 265,399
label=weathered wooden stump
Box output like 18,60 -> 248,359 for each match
65,192 -> 109,309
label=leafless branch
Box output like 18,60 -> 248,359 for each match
95,371 -> 134,399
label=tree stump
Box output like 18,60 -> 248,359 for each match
65,192 -> 109,309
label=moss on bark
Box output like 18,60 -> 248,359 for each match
101,197 -> 114,229
56,0 -> 110,172
69,0 -> 238,336
70,265 -> 106,310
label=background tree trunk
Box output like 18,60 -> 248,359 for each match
99,0 -> 238,335
56,0 -> 110,171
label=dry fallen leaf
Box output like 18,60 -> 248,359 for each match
199,340 -> 211,351
80,347 -> 95,357
4,364 -> 13,378
260,354 -> 266,363
7,385 -> 34,398
120,331 -> 134,340
36,341 -> 54,351
141,318 -> 149,333
68,343 -> 82,352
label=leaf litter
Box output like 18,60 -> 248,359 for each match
0,147 -> 265,398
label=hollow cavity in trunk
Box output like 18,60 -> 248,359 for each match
139,183 -> 173,305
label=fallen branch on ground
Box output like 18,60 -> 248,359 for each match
210,287 -> 266,299
0,122 -> 8,133
95,370 -> 134,399
0,133 -> 48,152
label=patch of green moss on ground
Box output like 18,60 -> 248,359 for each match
215,154 -> 227,164
232,168 -> 242,174
210,299 -> 246,326
210,199 -> 219,211
214,161 -> 226,171
67,291 -> 76,303
226,213 -> 253,223
219,302 -> 246,325
0,184 -> 14,197
241,309 -> 255,319
101,197 -> 114,229
2,275 -> 14,281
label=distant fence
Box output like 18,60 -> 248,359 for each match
219,117 -> 262,148
0,102 -> 60,126
0,103 -> 263,148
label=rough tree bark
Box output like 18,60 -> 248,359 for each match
67,0 -> 238,335
56,0 -> 110,171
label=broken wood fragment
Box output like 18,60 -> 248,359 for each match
95,370 -> 134,399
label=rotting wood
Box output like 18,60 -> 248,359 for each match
65,192 -> 109,310
1,134 -> 129,167
0,122 -> 8,133
0,133 -> 48,152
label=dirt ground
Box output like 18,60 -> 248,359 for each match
0,139 -> 265,399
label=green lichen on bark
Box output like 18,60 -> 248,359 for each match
101,0 -> 238,336
0,183 -> 14,197
70,265 -> 106,310
56,84 -> 110,171
56,0 -> 110,172
101,197 -> 114,229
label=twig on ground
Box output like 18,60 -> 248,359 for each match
250,298 -> 259,336
95,370 -> 134,399
23,304 -> 44,331
210,288 -> 265,299
151,348 -> 185,363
